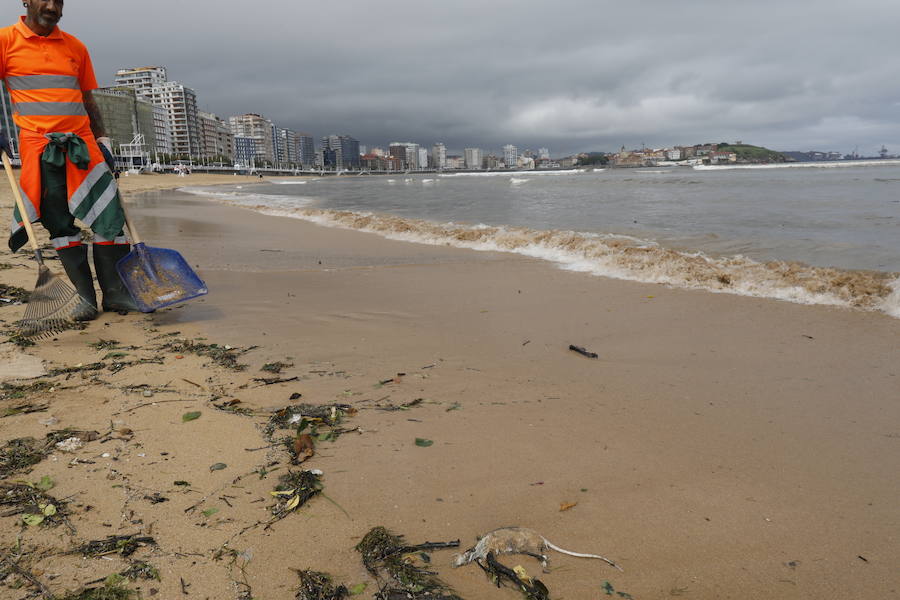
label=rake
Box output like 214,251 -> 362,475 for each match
2,150 -> 91,338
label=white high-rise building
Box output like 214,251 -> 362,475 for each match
431,143 -> 446,170
156,82 -> 200,158
115,66 -> 167,97
464,148 -> 483,170
538,147 -> 550,160
418,147 -> 428,171
503,144 -> 518,169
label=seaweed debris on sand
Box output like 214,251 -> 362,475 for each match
158,338 -> 256,371
295,569 -> 350,600
0,481 -> 71,529
73,534 -> 157,558
356,526 -> 462,600
0,429 -> 98,478
269,470 -> 323,524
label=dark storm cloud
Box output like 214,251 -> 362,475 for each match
43,0 -> 900,156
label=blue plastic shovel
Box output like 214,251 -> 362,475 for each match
115,202 -> 208,313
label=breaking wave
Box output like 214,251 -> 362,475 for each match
196,190 -> 900,318
439,169 -> 583,177
695,159 -> 900,171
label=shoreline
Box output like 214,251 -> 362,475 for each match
1,174 -> 899,599
177,181 -> 900,320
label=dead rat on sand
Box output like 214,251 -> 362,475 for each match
452,526 -> 623,571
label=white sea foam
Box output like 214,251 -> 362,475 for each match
509,178 -> 530,185
177,187 -> 315,209
270,180 -> 308,185
694,159 -> 900,171
439,169 -> 583,177
191,187 -> 898,319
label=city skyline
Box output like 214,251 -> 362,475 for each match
12,1 -> 900,157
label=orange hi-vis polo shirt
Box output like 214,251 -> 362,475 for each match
0,16 -> 98,135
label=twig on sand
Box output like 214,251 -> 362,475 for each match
0,551 -> 53,598
112,399 -> 196,415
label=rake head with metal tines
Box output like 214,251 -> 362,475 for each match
15,265 -> 94,338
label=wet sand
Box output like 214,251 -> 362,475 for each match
1,174 -> 898,599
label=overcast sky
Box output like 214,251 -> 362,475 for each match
41,0 -> 900,156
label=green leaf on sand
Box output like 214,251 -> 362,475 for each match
182,411 -> 202,422
35,475 -> 55,491
415,438 -> 434,447
202,507 -> 219,517
22,514 -> 44,527
209,463 -> 227,472
174,480 -> 191,486
349,582 -> 367,595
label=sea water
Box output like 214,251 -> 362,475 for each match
180,162 -> 900,318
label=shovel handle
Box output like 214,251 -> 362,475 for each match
2,151 -> 40,254
117,193 -> 143,245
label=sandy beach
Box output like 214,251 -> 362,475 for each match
1,173 -> 898,600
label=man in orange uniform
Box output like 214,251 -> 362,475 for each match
2,0 -> 135,319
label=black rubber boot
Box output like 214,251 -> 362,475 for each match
55,245 -> 99,321
93,244 -> 138,313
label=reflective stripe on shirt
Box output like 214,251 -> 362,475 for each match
14,101 -> 87,117
5,74 -> 80,90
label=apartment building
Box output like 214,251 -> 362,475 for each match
295,133 -> 315,168
199,112 -> 233,162
431,142 -> 446,170
229,114 -> 275,164
503,144 -> 518,169
464,147 -> 482,170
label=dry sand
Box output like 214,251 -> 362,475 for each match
0,173 -> 898,600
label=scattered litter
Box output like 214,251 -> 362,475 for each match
415,438 -> 434,447
569,345 -> 599,359
264,403 -> 355,441
55,436 -> 85,453
1,429 -> 98,478
294,569 -> 350,600
559,502 -> 577,512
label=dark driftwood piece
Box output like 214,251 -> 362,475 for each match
568,344 -> 599,359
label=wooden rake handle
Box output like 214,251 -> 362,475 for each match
116,192 -> 143,246
2,151 -> 40,254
